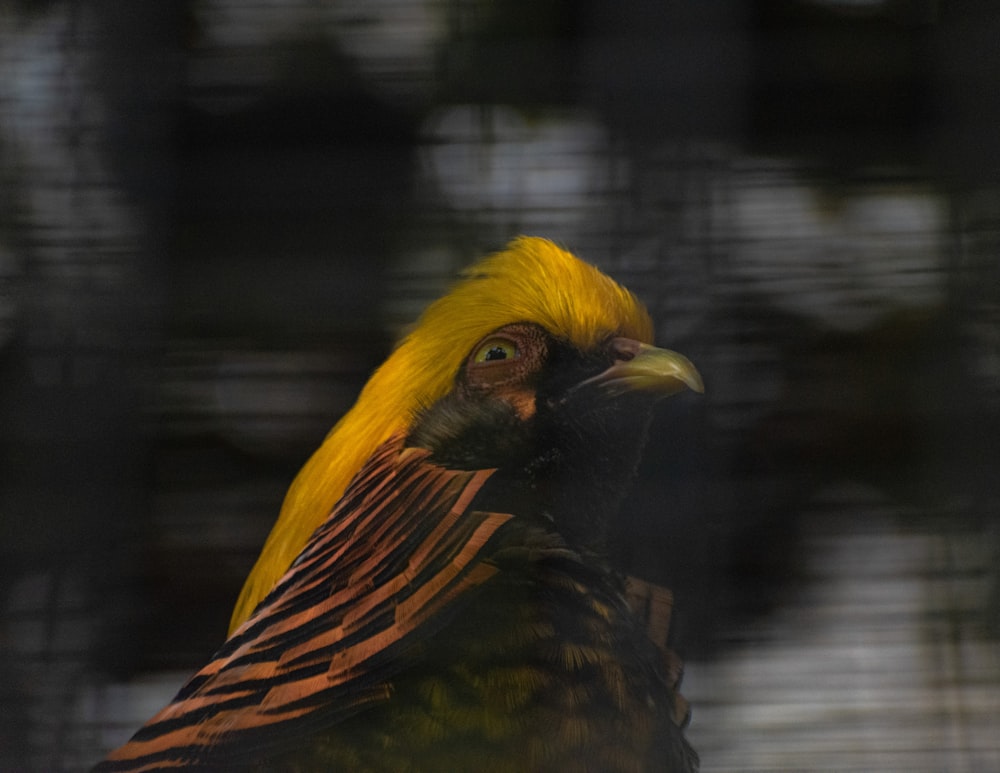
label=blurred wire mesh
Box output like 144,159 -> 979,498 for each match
1,1 -> 998,770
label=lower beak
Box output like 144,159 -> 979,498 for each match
578,339 -> 704,398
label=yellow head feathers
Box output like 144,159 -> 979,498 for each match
229,236 -> 655,633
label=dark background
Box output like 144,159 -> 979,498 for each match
1,1 -> 997,769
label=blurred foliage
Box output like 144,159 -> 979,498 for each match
1,0 -> 998,769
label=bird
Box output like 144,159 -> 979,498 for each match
95,236 -> 703,772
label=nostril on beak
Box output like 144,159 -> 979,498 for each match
608,337 -> 642,362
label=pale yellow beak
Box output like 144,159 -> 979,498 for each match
579,338 -> 704,398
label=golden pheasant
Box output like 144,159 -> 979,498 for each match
95,236 -> 702,772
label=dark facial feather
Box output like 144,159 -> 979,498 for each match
406,324 -> 660,553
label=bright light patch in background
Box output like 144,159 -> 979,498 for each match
686,484 -> 1000,771
192,0 -> 445,103
422,105 -> 615,235
730,165 -> 947,331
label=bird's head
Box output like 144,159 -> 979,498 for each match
405,321 -> 702,550
229,237 -> 702,633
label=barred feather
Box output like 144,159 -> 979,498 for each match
96,436 -> 514,771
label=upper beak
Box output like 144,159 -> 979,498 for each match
577,338 -> 704,398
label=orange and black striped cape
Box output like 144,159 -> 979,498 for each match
95,435 -> 686,771
96,435 -> 515,770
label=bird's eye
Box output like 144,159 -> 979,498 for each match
472,338 -> 519,364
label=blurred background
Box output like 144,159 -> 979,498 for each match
1,1 -> 998,770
